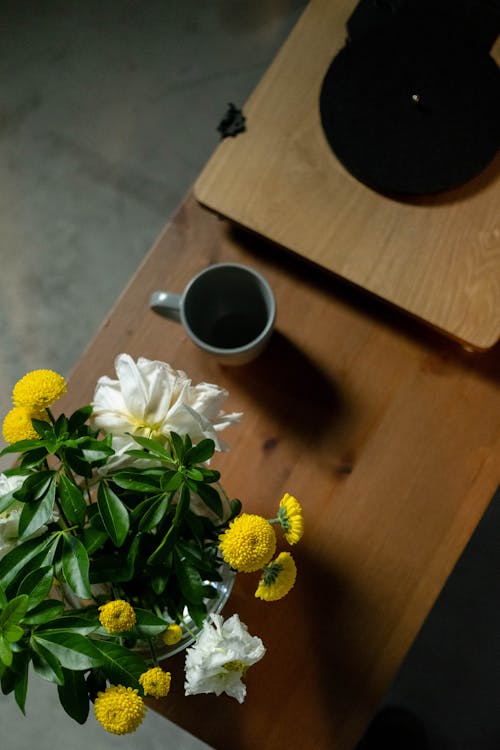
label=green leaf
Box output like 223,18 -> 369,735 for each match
64,448 -> 93,478
229,498 -> 243,520
13,471 -> 52,503
4,543 -> 59,599
0,595 -> 29,629
147,524 -> 177,566
186,601 -> 208,629
151,571 -> 169,595
17,566 -> 54,611
0,584 -> 6,609
85,533 -> 139,584
31,418 -> 54,439
58,474 -> 87,525
184,467 -> 205,481
173,484 -> 190,526
128,434 -> 172,461
185,439 -> 216,465
124,449 -> 162,461
85,668 -> 107,702
67,405 -> 92,433
0,439 -> 44,457
14,651 -> 29,714
31,639 -> 65,684
162,471 -> 183,491
37,615 -> 98,636
81,526 -> 109,555
198,468 -> 221,484
3,624 -> 23,643
22,600 -> 64,625
183,476 -> 199,493
170,431 -> 185,462
88,554 -> 130,584
174,552 -> 204,605
130,494 -> 157,522
124,534 -> 142,580
20,447 -> 49,468
0,664 -> 16,694
0,636 -> 12,666
185,512 -> 206,544
133,608 -> 169,637
0,535 -> 57,589
78,437 -> 114,461
0,489 -> 20,514
110,472 -> 161,493
53,414 -> 68,437
37,605 -> 99,635
97,482 -> 129,547
90,640 -> 147,687
18,478 -> 56,540
61,535 -> 91,599
176,541 -> 221,578
58,668 -> 89,723
31,632 -> 102,670
195,483 -> 223,519
138,494 -> 171,532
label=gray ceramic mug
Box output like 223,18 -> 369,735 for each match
150,263 -> 276,365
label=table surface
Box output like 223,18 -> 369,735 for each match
57,193 -> 500,750
194,0 -> 500,351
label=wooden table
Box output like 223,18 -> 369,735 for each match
194,0 -> 500,351
57,193 -> 500,750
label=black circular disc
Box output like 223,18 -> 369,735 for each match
319,20 -> 500,195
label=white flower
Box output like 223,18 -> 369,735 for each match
90,354 -> 241,469
184,613 -> 265,703
0,473 -> 56,559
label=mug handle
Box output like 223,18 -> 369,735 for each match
150,291 -> 182,322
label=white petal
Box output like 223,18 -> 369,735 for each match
115,353 -> 150,420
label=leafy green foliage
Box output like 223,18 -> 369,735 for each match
0,412 -> 237,726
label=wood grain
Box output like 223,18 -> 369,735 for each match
194,0 -> 500,351
57,194 -> 500,750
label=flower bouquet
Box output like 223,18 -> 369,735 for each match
0,354 -> 303,734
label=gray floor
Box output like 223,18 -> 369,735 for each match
0,1 -> 305,746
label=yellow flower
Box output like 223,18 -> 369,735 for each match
139,667 -> 171,698
98,600 -> 136,633
94,685 -> 145,734
2,406 -> 48,444
277,493 -> 304,545
12,369 -> 66,409
255,551 -> 297,602
219,513 -> 276,572
162,623 -> 183,646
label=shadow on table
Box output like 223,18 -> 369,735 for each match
289,545 -> 384,749
222,329 -> 347,447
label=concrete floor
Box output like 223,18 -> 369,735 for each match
0,1 -> 305,747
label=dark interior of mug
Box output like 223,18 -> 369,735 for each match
184,266 -> 270,350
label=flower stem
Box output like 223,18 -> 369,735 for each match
146,636 -> 159,666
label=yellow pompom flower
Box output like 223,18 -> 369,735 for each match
13,369 -> 66,409
277,493 -> 304,545
98,600 -> 136,633
94,685 -> 145,734
162,623 -> 183,646
139,667 -> 171,698
2,406 -> 48,444
255,551 -> 297,602
219,513 -> 276,572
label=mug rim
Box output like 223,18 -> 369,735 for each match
180,262 -> 276,355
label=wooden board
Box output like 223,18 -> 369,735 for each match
194,0 -> 500,351
56,194 -> 500,750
